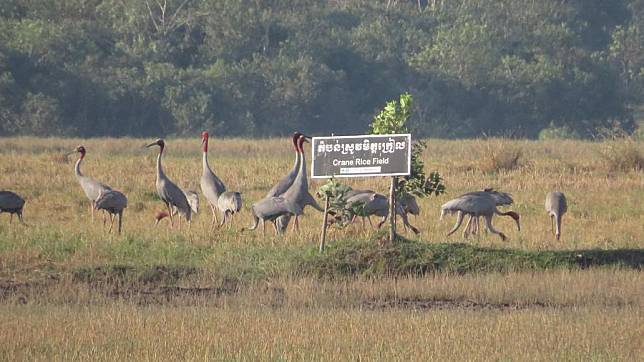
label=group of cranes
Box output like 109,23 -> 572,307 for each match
246,133 -> 323,235
0,132 -> 569,242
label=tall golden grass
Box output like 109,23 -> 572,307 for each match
0,270 -> 642,360
1,136 -> 641,255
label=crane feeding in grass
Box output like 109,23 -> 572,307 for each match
460,188 -> 514,237
340,190 -> 420,235
200,131 -> 242,229
146,138 -> 192,229
0,190 -> 25,224
67,145 -> 112,221
94,189 -> 127,234
441,192 -> 520,241
267,132 -> 303,233
545,191 -> 567,241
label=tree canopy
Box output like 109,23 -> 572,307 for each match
0,0 -> 642,138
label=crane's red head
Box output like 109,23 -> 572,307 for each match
201,131 -> 209,152
145,138 -> 165,151
72,145 -> 86,159
506,211 -> 520,231
297,134 -> 308,153
292,132 -> 302,151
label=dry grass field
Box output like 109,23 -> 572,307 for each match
0,136 -> 642,359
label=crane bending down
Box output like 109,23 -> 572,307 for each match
94,189 -> 127,234
0,190 -> 25,224
200,131 -> 242,229
146,138 -> 192,229
67,145 -> 112,221
461,188 -> 514,237
342,190 -> 420,235
545,191 -> 567,241
247,135 -> 320,235
441,193 -> 520,241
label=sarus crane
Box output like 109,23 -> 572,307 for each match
0,190 -> 25,224
200,131 -> 242,229
67,145 -> 112,221
146,138 -> 192,229
441,192 -> 520,241
545,191 -> 567,241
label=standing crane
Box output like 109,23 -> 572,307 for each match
440,192 -> 520,241
94,189 -> 127,234
268,132 -> 306,233
0,190 -> 25,224
200,131 -> 242,229
545,191 -> 567,241
67,145 -> 112,220
247,135 -> 318,235
146,138 -> 192,229
276,133 -> 322,232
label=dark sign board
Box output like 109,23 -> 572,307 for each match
311,134 -> 411,178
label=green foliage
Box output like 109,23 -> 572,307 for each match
317,178 -> 362,228
0,1 -> 640,137
369,93 -> 446,198
369,92 -> 412,135
538,122 -> 581,140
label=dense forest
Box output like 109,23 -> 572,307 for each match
0,0 -> 642,138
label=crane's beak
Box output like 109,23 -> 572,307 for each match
303,135 -> 312,142
64,150 -> 76,156
515,218 -> 521,231
145,142 -> 157,148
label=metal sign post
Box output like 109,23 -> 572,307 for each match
312,134 -> 412,245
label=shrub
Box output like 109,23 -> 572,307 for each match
598,138 -> 643,172
477,139 -> 523,173
538,122 -> 580,140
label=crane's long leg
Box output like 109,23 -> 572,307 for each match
550,215 -> 555,235
483,215 -> 506,241
90,201 -> 94,222
447,211 -> 465,236
166,203 -> 174,228
9,213 -> 13,224
400,212 -> 419,235
291,215 -> 299,233
118,211 -> 123,234
219,210 -> 227,227
463,215 -> 474,238
261,218 -> 266,237
108,213 -> 115,233
367,216 -> 374,229
376,216 -> 387,229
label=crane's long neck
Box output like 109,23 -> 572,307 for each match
554,213 -> 562,238
74,157 -> 83,178
202,149 -> 212,175
156,147 -> 165,181
290,148 -> 301,178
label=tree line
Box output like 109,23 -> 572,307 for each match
0,0 -> 642,138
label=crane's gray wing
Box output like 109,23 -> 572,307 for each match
79,176 -> 112,201
95,190 -> 127,212
200,170 -> 226,206
0,191 -> 25,211
253,196 -> 300,220
218,191 -> 242,213
183,190 -> 200,214
159,179 -> 191,213
400,193 -> 420,215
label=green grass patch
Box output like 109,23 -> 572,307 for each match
62,238 -> 644,287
